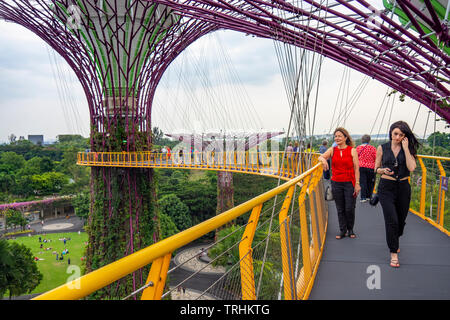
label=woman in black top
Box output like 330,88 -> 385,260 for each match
374,121 -> 419,268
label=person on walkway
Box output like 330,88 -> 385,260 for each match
167,146 -> 172,161
318,128 -> 361,239
286,142 -> 294,157
356,134 -> 377,202
319,140 -> 330,180
293,141 -> 300,165
374,121 -> 419,268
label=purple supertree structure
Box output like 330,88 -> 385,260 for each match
148,0 -> 450,123
0,0 -> 217,298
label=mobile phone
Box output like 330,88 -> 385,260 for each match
353,191 -> 357,198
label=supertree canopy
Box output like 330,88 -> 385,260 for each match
0,1 -> 218,147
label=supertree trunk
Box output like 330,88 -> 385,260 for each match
216,171 -> 234,240
87,165 -> 157,299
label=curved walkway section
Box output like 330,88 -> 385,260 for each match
77,151 -> 319,181
309,197 -> 450,299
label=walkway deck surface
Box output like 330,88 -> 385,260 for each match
309,194 -> 450,300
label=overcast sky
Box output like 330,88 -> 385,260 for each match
0,3 -> 448,143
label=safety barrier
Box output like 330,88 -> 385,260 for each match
409,155 -> 449,235
76,151 -> 319,180
33,162 -> 327,300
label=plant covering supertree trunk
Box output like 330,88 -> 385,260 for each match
215,171 -> 234,240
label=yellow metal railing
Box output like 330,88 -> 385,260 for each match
409,155 -> 450,235
76,151 -> 319,180
33,162 -> 327,300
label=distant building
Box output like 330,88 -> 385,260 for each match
28,135 -> 44,145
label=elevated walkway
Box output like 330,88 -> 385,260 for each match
309,193 -> 450,300
31,153 -> 448,300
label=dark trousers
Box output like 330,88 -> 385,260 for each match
359,167 -> 375,199
378,179 -> 411,253
323,160 -> 331,180
331,181 -> 356,233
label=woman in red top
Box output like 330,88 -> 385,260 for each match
356,134 -> 377,202
318,128 -> 361,239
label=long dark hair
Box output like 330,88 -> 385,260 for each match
389,121 -> 420,158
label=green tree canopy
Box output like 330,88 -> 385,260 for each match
72,191 -> 90,222
157,194 -> 192,232
5,209 -> 28,231
159,213 -> 180,239
0,240 -> 42,299
427,131 -> 450,149
17,156 -> 54,176
0,151 -> 26,173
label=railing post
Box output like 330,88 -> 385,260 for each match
309,173 -> 320,264
141,253 -> 172,300
313,170 -> 325,243
436,159 -> 446,227
279,185 -> 296,300
297,175 -> 312,299
239,204 -> 263,300
418,157 -> 427,217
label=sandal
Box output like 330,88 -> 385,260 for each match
336,232 -> 346,240
390,258 -> 400,268
348,230 -> 356,238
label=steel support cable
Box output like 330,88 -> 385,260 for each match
50,50 -> 76,133
255,1 -> 327,298
53,49 -> 86,135
332,75 -> 370,130
385,90 -> 396,137
332,73 -> 365,129
46,45 -> 73,133
213,33 -> 262,131
255,14 -> 303,298
162,235 -> 246,300
166,195 -> 286,276
122,220 -> 250,301
48,44 -> 79,133
376,92 -> 392,142
169,51 -> 217,130
190,43 -> 230,130
291,1 -> 328,286
174,52 -> 216,130
299,1 -> 327,164
150,196 -> 287,301
192,38 -> 240,131
369,87 -> 390,135
194,249 -> 252,300
215,33 -> 263,130
336,67 -> 349,129
156,44 -> 196,131
328,65 -> 348,134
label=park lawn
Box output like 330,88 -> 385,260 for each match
7,232 -> 88,296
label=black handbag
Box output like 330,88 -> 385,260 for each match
369,193 -> 379,206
